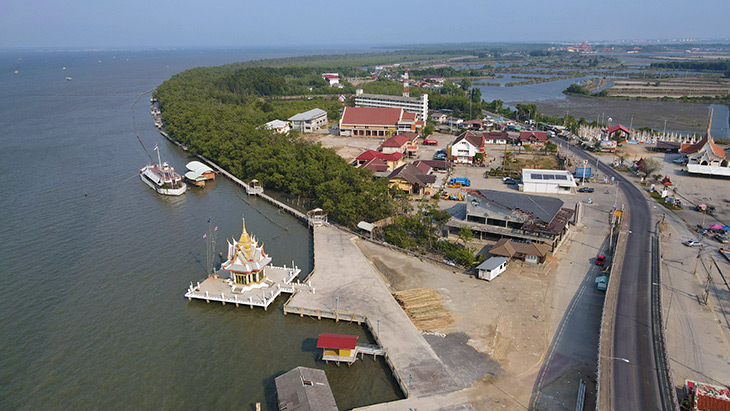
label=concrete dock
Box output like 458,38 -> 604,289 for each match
284,225 -> 460,398
185,265 -> 304,310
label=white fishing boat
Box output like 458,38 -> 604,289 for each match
139,145 -> 186,195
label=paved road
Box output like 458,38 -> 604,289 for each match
557,136 -> 666,410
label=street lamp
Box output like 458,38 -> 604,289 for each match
603,356 -> 630,363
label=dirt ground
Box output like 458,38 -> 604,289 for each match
354,177 -> 615,409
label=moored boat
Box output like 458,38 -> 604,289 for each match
140,145 -> 186,195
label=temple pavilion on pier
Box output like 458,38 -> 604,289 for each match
185,219 -> 306,309
222,220 -> 272,288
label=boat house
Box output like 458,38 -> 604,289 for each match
317,333 -> 358,363
275,367 -> 338,411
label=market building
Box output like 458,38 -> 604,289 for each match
447,190 -> 574,251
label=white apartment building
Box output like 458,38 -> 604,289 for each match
354,89 -> 428,121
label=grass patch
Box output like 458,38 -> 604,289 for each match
648,190 -> 682,210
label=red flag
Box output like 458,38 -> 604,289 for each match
203,233 -> 207,239
214,226 -> 218,231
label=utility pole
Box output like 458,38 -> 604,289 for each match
701,269 -> 713,305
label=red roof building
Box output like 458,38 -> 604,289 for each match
605,124 -> 631,140
317,333 -> 359,363
317,333 -> 358,350
354,150 -> 404,170
358,158 -> 389,174
519,131 -> 548,146
339,107 -> 421,137
380,134 -> 410,154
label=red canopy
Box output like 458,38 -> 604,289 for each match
316,333 -> 358,350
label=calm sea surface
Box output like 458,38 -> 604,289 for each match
0,49 -> 401,410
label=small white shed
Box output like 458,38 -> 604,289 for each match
476,257 -> 509,281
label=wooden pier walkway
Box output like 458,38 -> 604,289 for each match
158,130 -> 308,222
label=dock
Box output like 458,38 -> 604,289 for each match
185,265 -> 309,310
284,225 -> 461,398
157,129 -> 310,223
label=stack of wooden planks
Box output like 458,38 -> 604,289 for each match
393,288 -> 452,330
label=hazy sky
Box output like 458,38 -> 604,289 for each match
2,0 -> 729,49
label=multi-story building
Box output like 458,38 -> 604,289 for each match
354,89 -> 428,121
288,108 -> 328,133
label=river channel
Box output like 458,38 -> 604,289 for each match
0,49 -> 401,410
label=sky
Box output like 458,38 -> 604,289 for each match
1,0 -> 729,49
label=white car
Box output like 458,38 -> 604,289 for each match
682,240 -> 703,247
673,157 -> 687,164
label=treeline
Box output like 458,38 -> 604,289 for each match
650,60 -> 730,77
155,68 -> 396,227
215,66 -> 357,99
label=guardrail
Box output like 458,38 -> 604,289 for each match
652,232 -> 680,410
596,227 -> 627,410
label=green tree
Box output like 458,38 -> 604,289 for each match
422,124 -> 435,137
458,227 -> 475,246
460,78 -> 472,91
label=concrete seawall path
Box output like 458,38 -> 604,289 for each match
285,225 -> 462,401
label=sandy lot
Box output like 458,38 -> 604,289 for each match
355,177 -> 616,409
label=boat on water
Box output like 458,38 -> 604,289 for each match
65,77 -> 72,81
140,146 -> 186,195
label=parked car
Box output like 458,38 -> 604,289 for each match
596,255 -> 606,266
673,157 -> 687,164
683,240 -> 704,247
578,187 -> 595,193
433,152 -> 447,160
503,177 -> 517,185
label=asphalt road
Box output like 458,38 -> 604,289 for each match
557,136 -> 665,410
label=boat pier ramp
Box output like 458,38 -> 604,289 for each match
283,225 -> 461,403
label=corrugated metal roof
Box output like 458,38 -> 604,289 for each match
316,333 -> 358,350
476,256 -> 509,271
288,108 -> 327,122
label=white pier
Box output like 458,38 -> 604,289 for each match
184,265 -> 310,310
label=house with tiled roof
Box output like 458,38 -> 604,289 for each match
358,158 -> 389,175
681,110 -> 729,176
380,134 -> 410,154
489,238 -> 550,264
518,131 -> 548,146
354,150 -> 404,170
483,131 -> 509,145
448,131 -> 484,164
388,163 -> 437,195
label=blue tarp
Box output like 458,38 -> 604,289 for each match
574,167 -> 594,178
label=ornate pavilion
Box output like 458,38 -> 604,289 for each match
221,220 -> 272,286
